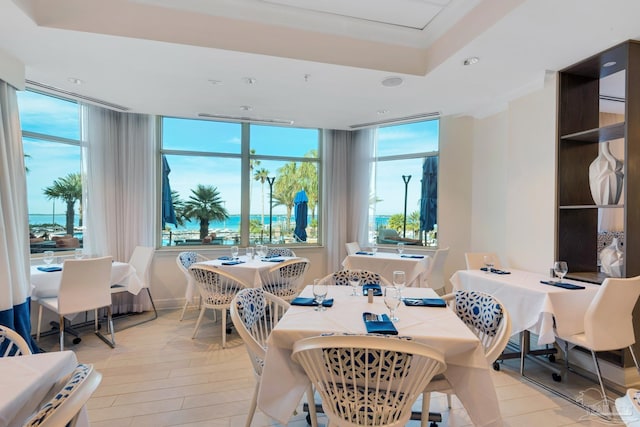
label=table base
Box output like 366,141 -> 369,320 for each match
302,402 -> 444,425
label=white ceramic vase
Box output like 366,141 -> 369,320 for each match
589,141 -> 624,205
600,237 -> 624,277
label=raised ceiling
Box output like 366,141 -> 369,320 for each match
0,0 -> 638,129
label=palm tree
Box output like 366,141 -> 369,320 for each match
43,172 -> 82,235
273,162 -> 298,232
170,190 -> 188,227
254,168 -> 270,227
249,148 -> 260,200
183,184 -> 229,239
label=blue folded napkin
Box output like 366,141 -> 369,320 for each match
261,258 -> 284,262
362,313 -> 398,335
481,267 -> 511,274
217,256 -> 233,260
221,260 -> 245,266
401,254 -> 425,259
37,266 -> 62,272
355,251 -> 374,255
291,297 -> 334,307
362,283 -> 382,296
403,298 -> 447,307
540,280 -> 585,290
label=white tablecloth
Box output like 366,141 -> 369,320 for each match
258,285 -> 502,427
342,252 -> 431,287
194,256 -> 298,288
450,269 -> 600,345
30,261 -> 142,298
0,351 -> 88,427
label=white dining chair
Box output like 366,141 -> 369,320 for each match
259,258 -> 310,302
22,363 -> 102,427
423,247 -> 449,293
554,275 -> 640,413
464,252 -> 502,270
0,325 -> 32,356
317,269 -> 391,286
176,251 -> 209,321
345,241 -> 361,255
266,247 -> 296,257
36,256 -> 115,351
189,264 -> 250,348
421,290 -> 511,427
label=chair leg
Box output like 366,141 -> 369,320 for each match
446,393 -> 452,409
629,345 -> 640,373
36,305 -> 43,341
179,300 -> 189,321
59,315 -> 65,351
591,350 -> 611,413
146,288 -> 158,320
306,385 -> 318,427
421,392 -> 431,427
221,308 -> 227,348
192,306 -> 206,339
108,306 -> 115,346
245,380 -> 259,427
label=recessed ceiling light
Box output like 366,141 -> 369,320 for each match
463,57 -> 480,66
381,76 -> 404,87
243,77 -> 257,85
67,77 -> 83,85
240,105 -> 253,111
377,109 -> 389,115
603,61 -> 617,68
304,74 -> 311,82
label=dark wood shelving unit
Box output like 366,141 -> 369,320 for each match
556,40 -> 640,368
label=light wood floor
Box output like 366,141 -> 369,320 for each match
34,308 -> 628,426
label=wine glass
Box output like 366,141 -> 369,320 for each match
312,279 -> 328,311
554,261 -> 568,283
43,250 -> 54,266
397,242 -> 405,255
371,242 -> 378,255
231,245 -> 239,259
392,270 -> 406,293
384,286 -> 401,322
74,248 -> 84,259
348,272 -> 361,296
483,255 -> 494,273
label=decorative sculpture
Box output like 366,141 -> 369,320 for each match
600,237 -> 624,277
589,141 -> 623,205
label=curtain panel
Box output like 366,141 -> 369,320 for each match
0,81 -> 38,352
82,105 -> 156,313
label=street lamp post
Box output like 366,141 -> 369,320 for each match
402,175 -> 412,237
267,177 -> 276,243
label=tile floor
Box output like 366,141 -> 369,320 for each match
34,308 -> 630,426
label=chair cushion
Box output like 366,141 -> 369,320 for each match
454,291 -> 504,337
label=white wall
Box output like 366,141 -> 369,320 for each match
438,74 -> 557,280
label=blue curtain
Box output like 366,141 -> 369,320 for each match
0,81 -> 39,353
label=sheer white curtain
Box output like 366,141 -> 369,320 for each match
0,81 -> 37,349
82,105 -> 156,312
323,129 -> 374,272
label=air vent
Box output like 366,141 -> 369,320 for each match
198,113 -> 294,126
350,112 -> 439,129
26,80 -> 130,111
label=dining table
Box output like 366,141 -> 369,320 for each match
258,284 -> 503,427
0,350 -> 88,427
450,268 -> 600,346
341,251 -> 431,287
30,261 -> 142,299
193,255 -> 299,288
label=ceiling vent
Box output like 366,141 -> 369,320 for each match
26,80 -> 130,111
350,111 -> 440,129
198,113 -> 294,126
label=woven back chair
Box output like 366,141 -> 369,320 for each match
259,258 -> 310,301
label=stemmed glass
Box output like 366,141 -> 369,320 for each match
43,250 -> 54,266
348,272 -> 361,296
231,245 -> 239,259
397,242 -> 405,255
371,242 -> 378,255
384,287 -> 401,322
312,279 -> 328,312
392,270 -> 406,293
483,255 -> 494,273
554,261 -> 568,283
257,245 -> 265,258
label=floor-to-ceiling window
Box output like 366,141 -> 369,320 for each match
371,119 -> 439,247
161,117 -> 321,248
17,90 -> 83,254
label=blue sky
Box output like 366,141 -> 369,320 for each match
18,90 -> 438,218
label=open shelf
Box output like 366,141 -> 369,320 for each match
560,122 -> 625,143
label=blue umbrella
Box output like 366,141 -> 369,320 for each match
162,155 -> 177,228
419,156 -> 438,234
293,190 -> 308,242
